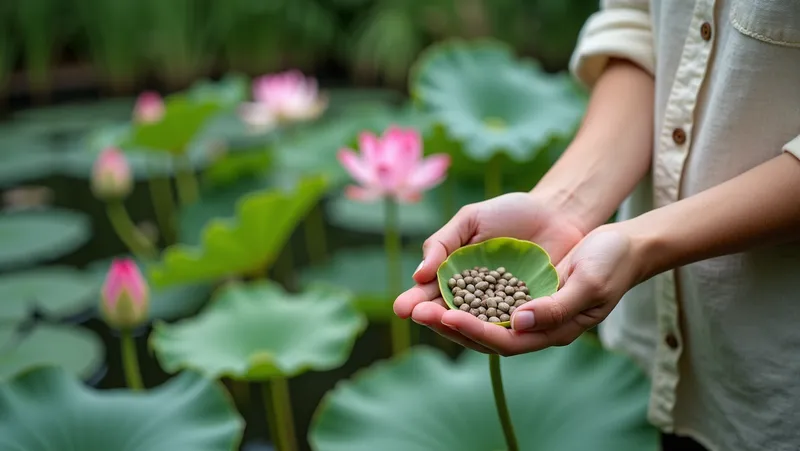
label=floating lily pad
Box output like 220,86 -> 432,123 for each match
0,324 -> 104,381
298,248 -> 421,320
0,209 -> 91,271
310,336 -> 658,451
150,176 -> 327,286
151,281 -> 366,380
11,98 -> 135,139
411,39 -> 586,164
87,257 -> 213,323
185,74 -> 249,108
0,366 -> 244,451
0,267 -> 98,323
437,237 -> 558,328
0,143 -> 58,188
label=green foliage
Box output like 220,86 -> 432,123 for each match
436,237 -> 559,327
0,367 -> 244,451
12,0 -> 66,98
0,209 -> 91,271
151,280 -> 367,380
310,337 -> 659,451
0,325 -> 104,381
149,176 -> 327,286
126,96 -> 222,155
0,267 -> 97,322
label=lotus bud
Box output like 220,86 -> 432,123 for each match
91,147 -> 133,200
133,91 -> 165,124
100,258 -> 150,329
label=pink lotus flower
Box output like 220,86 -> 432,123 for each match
91,147 -> 133,200
239,70 -> 327,130
133,91 -> 165,124
337,127 -> 451,202
100,258 -> 150,329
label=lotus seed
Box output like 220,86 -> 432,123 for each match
448,278 -> 457,288
484,275 -> 497,284
497,267 -> 506,274
509,306 -> 516,314
460,304 -> 470,312
470,299 -> 482,309
500,313 -> 510,322
478,314 -> 488,322
476,281 -> 489,291
513,291 -> 526,301
486,298 -> 498,308
474,290 -> 484,297
520,286 -> 529,294
470,308 -> 480,316
454,296 -> 464,307
486,307 -> 497,317
502,273 -> 513,280
454,273 -> 463,280
498,302 -> 510,312
478,306 -> 486,315
464,276 -> 474,284
456,279 -> 466,289
514,299 -> 526,308
465,293 -> 475,302
504,286 -> 515,295
489,317 -> 500,323
466,284 -> 476,293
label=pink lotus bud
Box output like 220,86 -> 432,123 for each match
100,258 -> 150,329
250,70 -> 327,123
337,126 -> 451,203
133,91 -> 165,124
91,147 -> 133,200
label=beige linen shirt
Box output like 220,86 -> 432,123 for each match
569,1 -> 800,450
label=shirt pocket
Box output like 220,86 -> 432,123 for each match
729,0 -> 800,48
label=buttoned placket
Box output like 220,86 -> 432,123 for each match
649,0 -> 716,431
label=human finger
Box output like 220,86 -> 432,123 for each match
412,205 -> 478,284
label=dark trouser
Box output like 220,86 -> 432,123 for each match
661,433 -> 708,451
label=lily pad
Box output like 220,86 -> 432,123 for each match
11,98 -> 135,139
0,267 -> 98,323
87,257 -> 213,323
436,237 -> 558,328
149,176 -> 327,287
0,209 -> 91,271
310,336 -> 658,451
0,144 -> 59,188
0,324 -> 104,381
411,39 -> 586,163
185,74 -> 249,108
0,367 -> 244,451
151,281 -> 366,380
298,248 -> 421,320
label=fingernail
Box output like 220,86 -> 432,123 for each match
413,259 -> 425,276
511,311 -> 535,330
441,318 -> 457,330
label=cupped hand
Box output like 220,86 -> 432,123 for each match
419,224 -> 643,356
393,192 -> 588,353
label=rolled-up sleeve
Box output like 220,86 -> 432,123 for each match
784,135 -> 800,160
569,0 -> 656,88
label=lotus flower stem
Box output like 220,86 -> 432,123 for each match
485,154 -> 503,199
147,163 -> 177,245
263,378 -> 297,451
106,200 -> 157,260
303,203 -> 327,264
385,197 -> 410,354
173,155 -> 199,205
489,353 -> 519,451
120,329 -> 144,390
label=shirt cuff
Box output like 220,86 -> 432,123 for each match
569,9 -> 656,88
783,135 -> 800,160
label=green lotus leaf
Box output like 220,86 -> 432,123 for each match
411,39 -> 586,163
150,176 -> 327,287
126,96 -> 223,154
436,237 -> 558,328
0,267 -> 98,323
11,98 -> 135,138
0,209 -> 91,271
310,337 -> 658,451
185,73 -> 249,108
298,248 -> 421,320
87,257 -> 213,322
0,367 -> 244,451
151,281 -> 367,380
0,142 -> 58,188
0,324 -> 104,381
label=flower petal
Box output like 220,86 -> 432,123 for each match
358,132 -> 381,167
337,149 -> 376,187
406,154 -> 451,192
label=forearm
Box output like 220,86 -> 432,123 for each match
622,153 -> 800,282
532,58 -> 655,233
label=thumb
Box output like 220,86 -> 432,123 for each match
413,206 -> 477,284
509,274 -> 595,332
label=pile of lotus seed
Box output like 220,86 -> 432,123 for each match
447,266 -> 532,323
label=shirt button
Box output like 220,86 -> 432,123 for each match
700,22 -> 713,41
665,333 -> 679,350
672,128 -> 687,145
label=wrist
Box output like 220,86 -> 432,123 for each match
605,215 -> 667,284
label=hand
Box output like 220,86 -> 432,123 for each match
393,192 -> 588,353
424,224 -> 643,356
